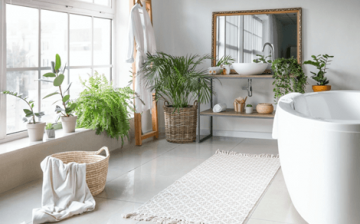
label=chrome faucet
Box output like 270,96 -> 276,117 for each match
262,42 -> 274,62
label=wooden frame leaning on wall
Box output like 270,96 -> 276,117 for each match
211,7 -> 302,66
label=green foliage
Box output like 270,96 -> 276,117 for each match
253,54 -> 272,63
246,104 -> 252,107
216,55 -> 235,66
46,123 -> 54,130
40,54 -> 76,117
74,72 -> 134,144
304,54 -> 334,86
1,90 -> 44,123
141,52 -> 213,111
272,57 -> 307,103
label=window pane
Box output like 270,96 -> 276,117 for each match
94,68 -> 110,83
94,0 -> 110,6
70,69 -> 92,99
94,18 -> 111,65
40,70 -> 69,124
6,71 -> 38,134
6,5 -> 38,68
41,10 -> 68,67
77,0 -> 92,2
70,15 -> 91,66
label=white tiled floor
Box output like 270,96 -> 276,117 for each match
0,136 -> 308,224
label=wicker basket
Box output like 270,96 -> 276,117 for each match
51,147 -> 110,196
163,101 -> 197,143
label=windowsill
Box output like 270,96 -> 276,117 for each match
0,128 -> 92,155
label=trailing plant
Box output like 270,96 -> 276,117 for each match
74,71 -> 135,144
272,57 -> 307,103
246,104 -> 252,107
42,54 -> 76,118
216,55 -> 235,66
141,52 -> 213,111
253,54 -> 272,63
304,54 -> 334,86
46,123 -> 54,130
1,90 -> 44,123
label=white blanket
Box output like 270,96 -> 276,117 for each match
32,156 -> 96,224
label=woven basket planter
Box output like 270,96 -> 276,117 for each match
163,101 -> 198,143
51,147 -> 110,196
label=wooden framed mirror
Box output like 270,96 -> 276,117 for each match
212,8 -> 302,67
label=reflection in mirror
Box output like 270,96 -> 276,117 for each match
216,13 -> 298,63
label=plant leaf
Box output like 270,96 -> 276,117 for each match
43,73 -> 56,78
55,105 -> 64,112
43,92 -> 59,99
63,82 -> 72,94
62,95 -> 70,102
23,109 -> 32,114
55,54 -> 61,71
34,112 -> 45,118
53,74 -> 64,86
22,117 -> 28,122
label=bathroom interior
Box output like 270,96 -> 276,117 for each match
0,0 -> 359,224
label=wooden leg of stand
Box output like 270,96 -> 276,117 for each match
151,93 -> 159,139
135,113 -> 142,146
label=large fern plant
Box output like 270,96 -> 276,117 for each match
74,72 -> 134,144
141,52 -> 212,111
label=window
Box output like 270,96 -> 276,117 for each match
4,4 -> 113,135
243,15 -> 263,63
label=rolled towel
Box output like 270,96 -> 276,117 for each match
208,67 -> 223,75
213,103 -> 227,113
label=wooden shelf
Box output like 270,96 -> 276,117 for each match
207,74 -> 273,79
200,108 -> 275,119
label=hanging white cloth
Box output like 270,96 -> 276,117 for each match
32,156 -> 95,224
126,2 -> 157,113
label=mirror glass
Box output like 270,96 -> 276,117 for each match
216,13 -> 298,63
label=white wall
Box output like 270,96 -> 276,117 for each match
151,0 -> 360,137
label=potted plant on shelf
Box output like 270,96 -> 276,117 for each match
253,54 -> 272,64
42,54 -> 77,133
1,91 -> 45,141
216,55 -> 235,75
141,52 -> 213,143
272,57 -> 307,103
245,104 -> 253,114
304,54 -> 334,92
45,123 -> 55,139
74,71 -> 135,145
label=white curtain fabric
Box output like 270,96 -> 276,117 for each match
126,3 -> 157,114
32,157 -> 95,224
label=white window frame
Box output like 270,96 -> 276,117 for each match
0,0 -> 115,143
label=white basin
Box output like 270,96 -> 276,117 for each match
232,63 -> 268,75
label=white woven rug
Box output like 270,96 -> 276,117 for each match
124,150 -> 280,224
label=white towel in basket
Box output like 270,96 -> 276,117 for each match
32,156 -> 95,224
213,103 -> 227,113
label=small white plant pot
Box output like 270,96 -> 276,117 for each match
245,107 -> 253,114
27,122 -> 46,142
223,65 -> 231,75
61,116 -> 78,133
46,129 -> 55,139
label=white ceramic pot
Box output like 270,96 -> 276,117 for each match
61,116 -> 78,133
27,122 -> 46,142
223,65 -> 231,75
245,106 -> 253,114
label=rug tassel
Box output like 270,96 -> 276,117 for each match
215,149 -> 279,158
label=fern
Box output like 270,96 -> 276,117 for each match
74,72 -> 135,145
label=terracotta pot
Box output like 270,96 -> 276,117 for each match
256,103 -> 274,114
312,85 -> 331,92
61,116 -> 78,133
27,122 -> 46,142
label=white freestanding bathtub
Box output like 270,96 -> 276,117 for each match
273,91 -> 360,224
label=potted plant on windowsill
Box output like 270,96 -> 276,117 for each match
304,54 -> 334,92
1,91 -> 45,141
45,123 -> 55,139
42,54 -> 77,133
141,52 -> 213,143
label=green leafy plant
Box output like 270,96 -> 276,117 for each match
42,54 -> 76,118
74,72 -> 135,144
246,104 -> 252,107
1,91 -> 44,123
216,55 -> 235,66
272,57 -> 307,103
304,54 -> 334,86
253,54 -> 272,63
46,123 -> 54,130
141,52 -> 213,111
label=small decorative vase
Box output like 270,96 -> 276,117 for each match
312,85 -> 331,92
61,116 -> 78,133
46,129 -> 55,139
256,103 -> 274,114
245,107 -> 253,114
222,65 -> 231,75
27,122 -> 46,142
